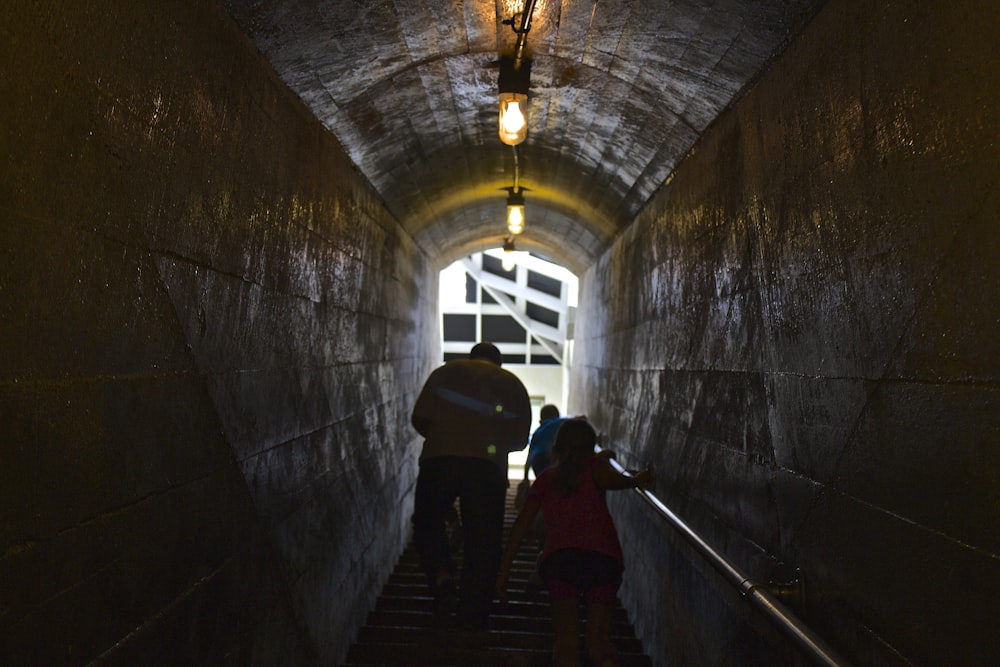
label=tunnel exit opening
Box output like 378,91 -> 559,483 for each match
439,249 -> 578,477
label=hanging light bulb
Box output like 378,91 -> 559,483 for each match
502,237 -> 517,272
506,189 -> 525,235
498,92 -> 528,145
497,57 -> 531,146
507,204 -> 524,235
501,252 -> 516,272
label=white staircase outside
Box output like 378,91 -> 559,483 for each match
440,250 -> 577,365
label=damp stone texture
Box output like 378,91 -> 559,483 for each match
0,3 -> 436,665
570,0 -> 999,664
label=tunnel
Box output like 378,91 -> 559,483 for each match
1,1 -> 997,665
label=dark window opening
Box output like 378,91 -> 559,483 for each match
482,315 -> 525,343
531,354 -> 560,365
482,254 -> 515,281
443,314 -> 476,341
526,302 -> 560,328
465,273 -> 477,303
527,270 -> 562,298
481,289 -> 515,305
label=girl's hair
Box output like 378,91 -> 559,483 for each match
550,418 -> 597,496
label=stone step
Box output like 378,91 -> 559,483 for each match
345,637 -> 651,667
341,487 -> 651,666
362,608 -> 643,644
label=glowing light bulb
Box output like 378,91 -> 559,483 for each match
502,238 -> 517,271
507,205 -> 524,235
502,102 -> 525,134
498,92 -> 528,145
502,249 -> 516,272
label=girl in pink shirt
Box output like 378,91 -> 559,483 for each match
497,419 -> 652,667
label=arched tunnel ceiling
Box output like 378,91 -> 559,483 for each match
223,0 -> 823,273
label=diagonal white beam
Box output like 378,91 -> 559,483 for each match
475,269 -> 566,313
461,257 -> 563,363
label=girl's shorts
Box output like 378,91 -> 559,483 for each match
540,548 -> 622,605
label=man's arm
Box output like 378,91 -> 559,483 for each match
410,370 -> 438,437
411,414 -> 431,436
508,382 -> 532,452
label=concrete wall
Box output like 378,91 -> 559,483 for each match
571,1 -> 998,665
0,3 -> 435,665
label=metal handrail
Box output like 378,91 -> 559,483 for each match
601,449 -> 852,667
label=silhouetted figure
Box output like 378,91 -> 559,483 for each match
411,342 -> 531,631
497,419 -> 652,666
524,403 -> 566,478
520,403 -> 568,592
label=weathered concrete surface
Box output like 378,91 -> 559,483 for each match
0,2 -> 435,665
222,0 -> 826,273
570,0 -> 999,664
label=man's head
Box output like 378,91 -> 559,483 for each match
470,342 -> 503,366
540,404 -> 560,421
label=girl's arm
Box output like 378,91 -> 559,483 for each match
592,454 -> 652,491
496,497 -> 540,603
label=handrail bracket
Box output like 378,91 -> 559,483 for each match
761,568 -> 806,608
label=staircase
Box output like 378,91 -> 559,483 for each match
342,484 -> 652,666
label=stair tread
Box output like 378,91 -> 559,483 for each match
361,611 -> 644,644
341,488 -> 651,666
345,641 -> 652,667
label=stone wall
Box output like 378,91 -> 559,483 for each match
571,1 -> 999,664
0,2 -> 435,664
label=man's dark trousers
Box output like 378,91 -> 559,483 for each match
412,455 -> 508,627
